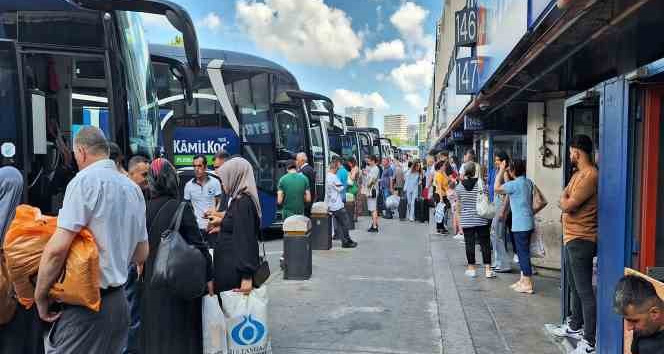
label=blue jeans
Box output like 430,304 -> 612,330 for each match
123,264 -> 141,354
490,217 -> 510,269
513,230 -> 533,276
406,190 -> 417,220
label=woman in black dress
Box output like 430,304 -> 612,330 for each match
139,158 -> 213,354
213,157 -> 261,295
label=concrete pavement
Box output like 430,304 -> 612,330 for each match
261,216 -> 564,354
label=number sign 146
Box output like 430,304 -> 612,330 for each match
455,8 -> 477,46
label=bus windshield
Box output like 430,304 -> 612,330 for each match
116,11 -> 159,157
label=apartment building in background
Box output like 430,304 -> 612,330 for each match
383,114 -> 408,141
344,106 -> 374,128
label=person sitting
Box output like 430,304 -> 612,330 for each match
614,275 -> 664,354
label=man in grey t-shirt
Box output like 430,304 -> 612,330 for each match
36,127 -> 149,354
326,156 -> 357,248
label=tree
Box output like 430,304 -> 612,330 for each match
169,35 -> 184,47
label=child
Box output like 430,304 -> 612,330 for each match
447,179 -> 464,240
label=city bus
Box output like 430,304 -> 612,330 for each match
150,45 -> 335,228
0,0 -> 201,214
348,127 -> 382,166
380,137 -> 394,161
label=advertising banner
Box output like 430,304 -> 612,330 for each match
172,127 -> 240,166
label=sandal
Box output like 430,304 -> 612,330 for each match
513,283 -> 534,294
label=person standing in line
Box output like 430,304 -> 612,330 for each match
0,165 -> 44,354
326,156 -> 357,248
109,142 -> 127,175
404,160 -> 421,222
455,162 -> 493,279
553,135 -> 599,354
494,159 -> 536,294
348,158 -> 361,221
35,126 -> 149,354
490,151 -> 512,273
394,159 -> 405,197
277,160 -> 311,219
336,159 -> 349,203
212,150 -> 230,211
434,161 -> 449,234
459,149 -> 481,180
213,157 -> 262,295
380,158 -> 394,218
365,155 -> 381,232
296,152 -> 316,216
139,158 -> 213,354
184,154 -> 222,241
204,150 -> 232,238
424,156 -> 435,201
123,154 -> 150,354
613,275 -> 664,354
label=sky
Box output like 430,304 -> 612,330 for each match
140,0 -> 443,132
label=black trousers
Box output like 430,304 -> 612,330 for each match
331,208 -> 352,243
565,239 -> 597,346
463,225 -> 491,265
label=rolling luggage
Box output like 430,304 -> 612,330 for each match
415,198 -> 429,223
398,197 -> 408,221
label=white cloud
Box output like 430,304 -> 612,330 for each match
405,93 -> 424,109
376,73 -> 386,81
390,2 -> 430,48
236,0 -> 363,68
332,89 -> 389,110
364,40 -> 406,62
198,12 -> 222,33
140,13 -> 174,32
390,59 -> 433,92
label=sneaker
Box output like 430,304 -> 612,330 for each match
342,241 -> 358,248
513,254 -> 519,263
550,322 -> 583,341
465,269 -> 477,278
572,339 -> 595,354
495,268 -> 512,273
367,227 -> 378,233
454,233 -> 464,240
485,269 -> 496,278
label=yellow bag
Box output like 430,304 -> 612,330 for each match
3,205 -> 101,312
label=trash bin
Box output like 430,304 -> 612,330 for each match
282,215 -> 312,280
310,202 -> 332,250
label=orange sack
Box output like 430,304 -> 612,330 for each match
3,205 -> 101,312
0,253 -> 17,325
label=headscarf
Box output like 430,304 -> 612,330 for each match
218,157 -> 261,219
147,158 -> 179,200
0,166 -> 23,245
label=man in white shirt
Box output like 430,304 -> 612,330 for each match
35,126 -> 149,354
184,154 -> 222,234
326,156 -> 357,248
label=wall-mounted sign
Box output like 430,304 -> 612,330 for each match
455,7 -> 478,47
172,127 -> 240,166
456,56 -> 481,94
452,131 -> 465,141
464,116 -> 484,131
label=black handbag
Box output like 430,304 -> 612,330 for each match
151,202 -> 207,299
253,225 -> 270,289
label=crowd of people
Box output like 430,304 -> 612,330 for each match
1,128 -> 664,354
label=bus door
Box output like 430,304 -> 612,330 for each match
272,104 -> 307,182
358,132 -> 371,168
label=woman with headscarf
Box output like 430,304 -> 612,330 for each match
139,158 -> 213,354
0,166 -> 44,354
213,157 -> 261,295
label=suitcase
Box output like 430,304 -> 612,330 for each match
398,197 -> 408,220
415,198 -> 429,223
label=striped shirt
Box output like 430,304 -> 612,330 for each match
455,179 -> 489,228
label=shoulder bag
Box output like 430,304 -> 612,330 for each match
252,209 -> 270,289
475,178 -> 496,219
530,179 -> 548,215
151,202 -> 207,299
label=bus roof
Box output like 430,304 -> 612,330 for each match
150,44 -> 296,82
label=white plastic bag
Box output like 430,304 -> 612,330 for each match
203,295 -> 228,354
385,195 -> 400,210
530,226 -> 546,258
220,286 -> 272,354
434,202 -> 446,223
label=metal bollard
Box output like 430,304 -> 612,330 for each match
282,215 -> 312,280
310,202 -> 332,250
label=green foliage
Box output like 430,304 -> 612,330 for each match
169,35 -> 184,47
